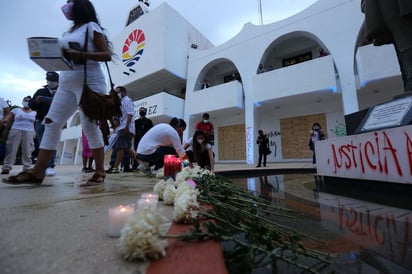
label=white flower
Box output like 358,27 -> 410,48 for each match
173,181 -> 200,224
163,183 -> 177,205
175,167 -> 192,184
153,178 -> 174,200
155,168 -> 164,179
118,209 -> 171,261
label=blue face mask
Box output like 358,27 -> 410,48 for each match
61,2 -> 74,20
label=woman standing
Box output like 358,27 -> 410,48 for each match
3,0 -> 112,186
1,96 -> 36,174
256,130 -> 269,168
308,122 -> 325,166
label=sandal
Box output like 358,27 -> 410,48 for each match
80,173 -> 105,187
2,170 -> 44,185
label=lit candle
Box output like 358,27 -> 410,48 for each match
141,192 -> 159,201
107,204 -> 134,238
136,197 -> 158,212
164,154 -> 176,178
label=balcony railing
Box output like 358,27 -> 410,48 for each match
253,55 -> 336,103
356,44 -> 400,87
186,81 -> 244,115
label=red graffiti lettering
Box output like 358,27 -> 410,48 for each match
374,132 -> 384,172
382,132 -> 402,176
347,208 -> 358,232
328,130 -> 412,179
406,133 -> 412,176
359,143 -> 366,173
364,141 -> 377,170
374,215 -> 385,245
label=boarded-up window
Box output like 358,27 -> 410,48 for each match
218,124 -> 245,160
281,114 -> 327,159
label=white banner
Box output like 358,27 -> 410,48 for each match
316,125 -> 412,184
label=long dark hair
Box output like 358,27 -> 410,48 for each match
192,130 -> 209,162
69,0 -> 113,53
71,0 -> 100,28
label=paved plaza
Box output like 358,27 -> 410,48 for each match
0,162 -> 313,274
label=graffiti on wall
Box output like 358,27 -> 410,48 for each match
246,126 -> 253,164
330,120 -> 347,137
266,130 -> 281,158
316,125 -> 412,183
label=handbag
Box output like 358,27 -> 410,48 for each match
79,27 -> 121,121
265,149 -> 272,156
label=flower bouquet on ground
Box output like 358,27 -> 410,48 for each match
120,166 -> 332,273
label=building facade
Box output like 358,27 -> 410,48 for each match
57,0 -> 404,165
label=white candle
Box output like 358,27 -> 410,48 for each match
141,192 -> 159,201
107,205 -> 134,238
136,197 -> 158,212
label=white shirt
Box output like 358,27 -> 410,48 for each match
0,97 -> 8,120
184,137 -> 212,151
118,95 -> 135,133
137,123 -> 186,157
11,108 -> 36,131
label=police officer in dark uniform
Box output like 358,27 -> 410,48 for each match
29,72 -> 59,176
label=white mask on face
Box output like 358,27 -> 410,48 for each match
47,81 -> 58,89
22,101 -> 29,108
117,93 -> 122,99
203,120 -> 209,123
197,138 -> 204,144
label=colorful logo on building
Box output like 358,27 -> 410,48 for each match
122,29 -> 145,67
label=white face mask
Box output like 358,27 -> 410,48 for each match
203,119 -> 209,123
197,138 -> 204,144
22,101 -> 30,108
117,93 -> 122,99
47,81 -> 58,89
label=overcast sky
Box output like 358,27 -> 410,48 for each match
0,0 -> 317,106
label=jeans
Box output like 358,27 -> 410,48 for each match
137,146 -> 177,170
35,120 -> 56,168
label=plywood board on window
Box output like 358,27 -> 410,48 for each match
218,124 -> 245,160
281,114 -> 327,159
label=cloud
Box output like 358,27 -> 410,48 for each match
0,71 -> 43,105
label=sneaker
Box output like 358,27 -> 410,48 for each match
82,167 -> 95,173
1,168 -> 10,175
137,162 -> 149,171
106,167 -> 120,174
123,166 -> 133,173
45,167 -> 55,177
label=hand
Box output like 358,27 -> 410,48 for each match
64,48 -> 84,62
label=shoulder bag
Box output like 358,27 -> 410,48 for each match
79,27 -> 121,121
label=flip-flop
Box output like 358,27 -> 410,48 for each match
79,173 -> 105,187
2,170 -> 44,185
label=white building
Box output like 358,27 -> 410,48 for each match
57,0 -> 404,165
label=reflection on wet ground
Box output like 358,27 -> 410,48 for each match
228,174 -> 412,273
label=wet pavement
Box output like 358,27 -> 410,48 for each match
0,162 -> 310,274
1,162 -> 411,273
230,174 -> 412,273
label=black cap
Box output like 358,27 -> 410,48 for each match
46,71 -> 59,81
